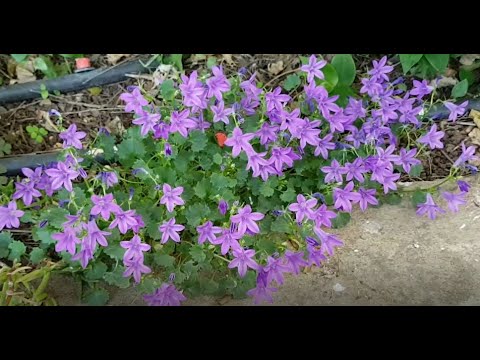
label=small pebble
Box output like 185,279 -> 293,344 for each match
441,247 -> 445,251
475,259 -> 479,262
460,224 -> 466,230
333,283 -> 345,292
413,243 -> 420,248
354,249 -> 359,253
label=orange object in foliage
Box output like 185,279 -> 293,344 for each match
75,57 -> 91,70
215,132 -> 227,148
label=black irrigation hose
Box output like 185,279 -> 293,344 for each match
428,98 -> 480,120
0,59 -> 159,105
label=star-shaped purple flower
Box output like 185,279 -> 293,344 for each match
444,101 -> 468,122
224,127 -> 255,157
109,209 -> 138,234
144,283 -> 187,306
59,124 -> 87,150
0,201 -> 24,231
159,218 -> 185,244
228,248 -> 259,278
417,124 -> 445,150
288,194 -> 317,223
52,226 -> 81,255
13,180 -> 41,206
441,191 -> 467,213
132,111 -> 161,137
196,221 -> 222,245
230,205 -> 265,236
300,55 -> 327,83
121,234 -> 151,260
160,184 -> 184,213
90,194 -> 121,221
416,194 -> 446,220
44,161 -> 79,192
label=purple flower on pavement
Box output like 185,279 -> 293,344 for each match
22,167 -> 43,184
380,171 -> 400,194
314,227 -> 344,256
321,159 -> 347,184
218,199 -> 228,216
228,248 -> 259,278
45,161 -> 79,192
144,283 -> 187,306
84,220 -> 110,248
224,127 -> 255,157
160,184 -> 184,212
132,111 -> 161,137
392,148 -> 421,174
264,256 -> 291,285
441,191 -> 467,213
444,101 -> 468,122
247,278 -> 277,305
123,257 -> 151,283
344,158 -> 367,183
206,66 -> 231,101
301,55 -> 327,83
170,109 -> 197,138
13,180 -> 41,206
52,227 -> 81,255
357,188 -> 378,211
311,204 -> 337,228
453,142 -> 478,168
121,234 -> 151,260
90,194 -> 121,221
457,180 -> 470,193
230,205 -> 265,235
368,56 -> 393,82
410,79 -> 433,98
97,171 -> 118,188
59,124 -> 86,150
211,228 -> 242,255
416,194 -> 446,220
0,201 -> 24,231
418,124 -> 445,149
256,123 -> 278,145
288,194 -> 317,223
211,101 -> 233,124
314,133 -> 336,159
196,221 -> 222,245
120,87 -> 148,114
333,181 -> 361,212
283,250 -> 308,275
265,87 -> 291,112
109,209 -> 138,234
159,218 -> 185,244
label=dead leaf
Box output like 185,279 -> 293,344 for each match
268,60 -> 284,75
105,116 -> 125,136
460,54 -> 480,66
435,76 -> 458,88
88,87 -> 103,96
35,110 -> 60,133
468,128 -> 480,146
222,54 -> 234,65
106,54 -> 130,65
444,68 -> 456,78
16,61 -> 36,83
470,109 -> 480,128
215,295 -> 232,306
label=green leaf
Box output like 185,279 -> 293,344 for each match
0,232 -> 13,258
97,134 -> 116,161
424,54 -> 450,73
194,179 -> 209,199
83,288 -> 109,306
60,54 -> 84,59
0,138 -> 12,156
34,57 -> 49,72
85,262 -> 108,281
8,240 -> 26,261
32,228 -> 55,245
331,83 -> 355,107
206,56 -> 217,69
318,64 -> 338,91
45,208 -> 70,228
332,212 -> 351,229
210,173 -> 231,190
383,193 -> 402,205
280,187 -> 297,203
165,54 -> 183,71
409,164 -> 424,177
259,182 -> 274,197
213,153 -> 223,165
161,79 -> 176,100
153,253 -> 175,268
459,67 -> 476,86
256,237 -> 276,254
399,54 -> 423,74
11,54 -> 28,63
29,248 -> 45,265
185,203 -> 211,227
270,216 -> 291,233
283,74 -> 301,91
331,54 -> 356,85
412,190 -> 427,207
452,79 -> 468,98
117,138 -> 146,167
189,245 -> 207,263
104,266 -> 130,288
104,244 -> 125,260
190,131 -> 208,152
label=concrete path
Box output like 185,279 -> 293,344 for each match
48,177 -> 480,306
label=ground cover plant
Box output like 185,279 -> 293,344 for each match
0,55 -> 476,306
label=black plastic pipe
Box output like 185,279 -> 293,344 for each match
428,99 -> 480,120
0,59 -> 159,105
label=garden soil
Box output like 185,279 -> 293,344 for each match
48,176 -> 480,306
